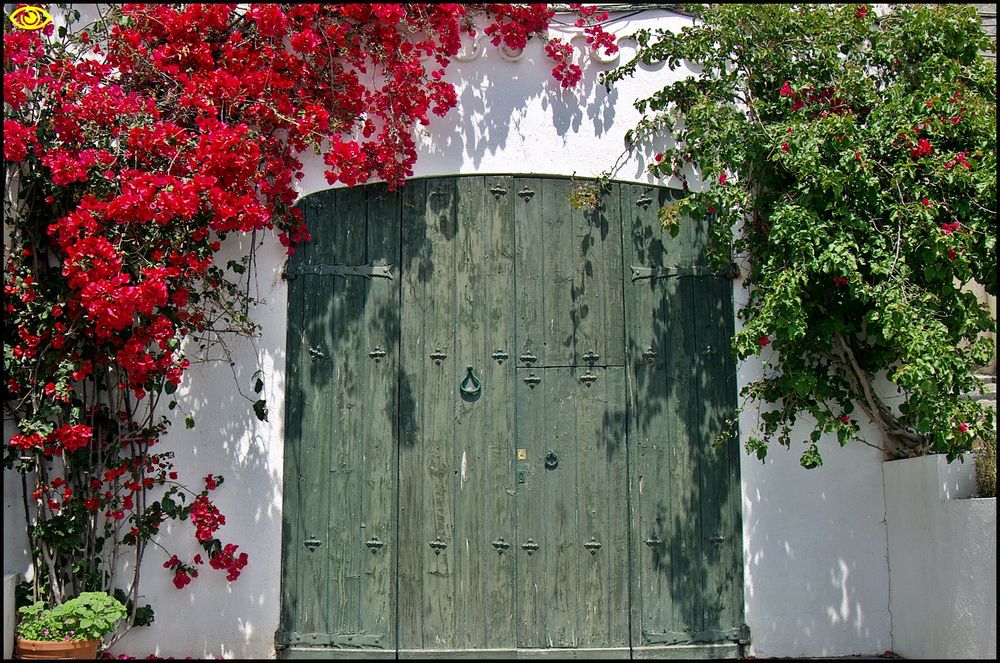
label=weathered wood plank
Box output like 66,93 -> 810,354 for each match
279,196 -> 308,641
398,179 -> 427,648
564,180 -> 625,367
514,365 -> 546,648
453,176 -> 517,649
631,643 -> 740,659
514,177 -> 546,368
541,368 -> 579,648
399,177 -> 459,649
694,269 -> 743,636
623,183 -> 669,644
359,184 -> 400,647
599,185 -> 626,367
328,186 -> 367,636
540,180 -> 577,365
576,367 -> 629,648
297,190 -> 337,637
623,182 -> 704,643
397,647 -> 632,659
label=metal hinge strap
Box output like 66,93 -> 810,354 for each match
642,625 -> 750,646
284,263 -> 394,280
275,630 -> 386,649
630,263 -> 739,282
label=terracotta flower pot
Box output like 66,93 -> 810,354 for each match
14,637 -> 100,659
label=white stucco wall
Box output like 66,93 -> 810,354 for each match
738,384 -> 892,656
884,455 -> 998,659
4,8 -> 897,659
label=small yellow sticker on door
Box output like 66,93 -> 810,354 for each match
517,448 -> 527,460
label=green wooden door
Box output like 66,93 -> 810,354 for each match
622,184 -> 746,657
397,176 -> 518,654
278,184 -> 400,655
279,176 -> 745,659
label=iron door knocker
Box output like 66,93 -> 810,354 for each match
460,365 -> 481,401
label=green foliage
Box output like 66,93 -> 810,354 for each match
16,592 -> 127,641
603,4 -> 996,466
974,424 -> 997,497
111,589 -> 154,629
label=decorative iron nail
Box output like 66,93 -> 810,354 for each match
489,183 -> 508,199
519,352 -> 538,364
579,372 -> 598,386
491,349 -> 509,364
642,346 -> 657,363
635,193 -> 653,209
521,538 -> 540,555
429,187 -> 447,199
430,349 -> 448,365
308,346 -> 325,360
303,536 -> 321,551
518,186 -> 535,201
644,535 -> 663,548
702,345 -> 718,358
365,537 -> 384,554
492,537 -> 511,555
369,346 -> 386,362
429,537 -> 447,555
523,374 -> 541,389
584,538 -> 602,555
582,350 -> 600,364
710,535 -> 726,547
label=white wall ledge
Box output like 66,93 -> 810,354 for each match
884,454 -> 997,659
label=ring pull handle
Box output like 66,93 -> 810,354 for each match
544,451 -> 558,470
460,365 -> 481,400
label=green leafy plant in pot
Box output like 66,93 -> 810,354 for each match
15,592 -> 127,659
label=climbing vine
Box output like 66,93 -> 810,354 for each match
3,2 -> 615,641
601,4 -> 996,466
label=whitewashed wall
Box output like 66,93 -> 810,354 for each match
4,8 -> 894,659
884,455 -> 997,659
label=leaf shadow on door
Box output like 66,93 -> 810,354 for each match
623,182 -> 744,645
562,202 -> 611,361
284,183 -> 402,645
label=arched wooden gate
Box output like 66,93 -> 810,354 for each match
277,175 -> 747,658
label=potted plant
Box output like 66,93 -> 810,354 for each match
14,592 -> 127,659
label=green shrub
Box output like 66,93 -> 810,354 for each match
16,592 -> 127,642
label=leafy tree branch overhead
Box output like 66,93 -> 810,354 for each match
602,3 -> 996,467
3,2 -> 615,644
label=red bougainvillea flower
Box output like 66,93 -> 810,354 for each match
758,336 -> 771,347
956,422 -> 969,433
719,172 -> 728,185
3,2 -> 616,601
779,81 -> 792,97
855,6 -> 869,19
910,138 -> 933,159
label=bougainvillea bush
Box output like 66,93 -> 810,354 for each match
3,2 -> 614,642
602,4 -> 996,467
